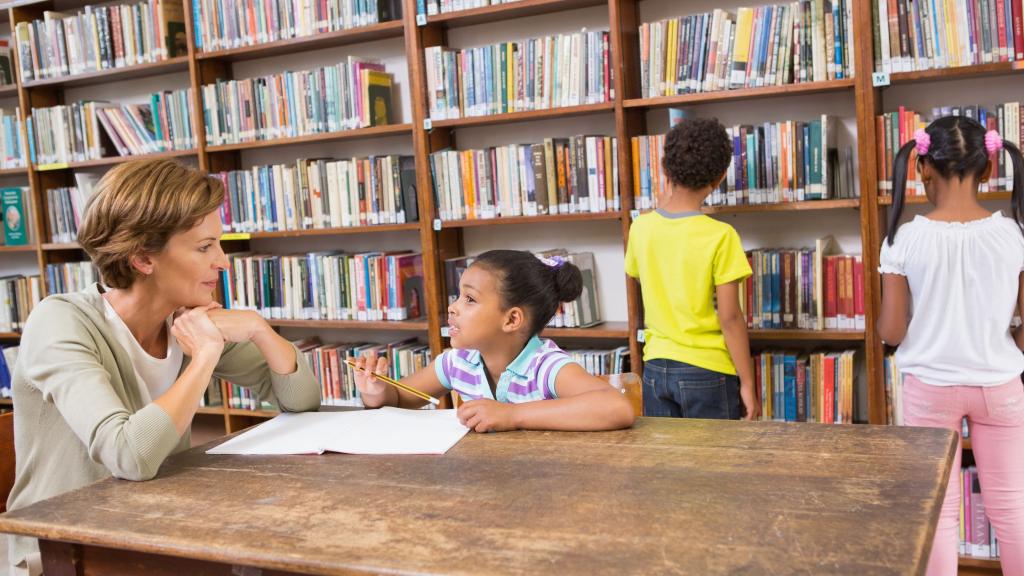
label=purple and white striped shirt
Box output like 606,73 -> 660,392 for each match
434,336 -> 572,402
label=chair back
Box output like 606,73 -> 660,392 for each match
602,373 -> 643,417
0,412 -> 15,512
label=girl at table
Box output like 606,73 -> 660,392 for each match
354,249 -> 635,432
6,159 -> 321,576
877,115 -> 1024,576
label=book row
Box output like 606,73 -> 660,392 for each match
425,29 -> 611,120
45,261 -> 99,295
201,58 -> 395,146
755,349 -> 859,424
14,0 -> 185,82
192,0 -> 402,53
633,115 -> 852,210
429,136 -> 620,221
223,251 -> 424,322
640,0 -> 855,98
0,275 -> 42,333
28,90 -> 196,166
443,250 -> 602,329
740,236 -> 865,331
873,0 -> 1024,73
215,155 -> 418,234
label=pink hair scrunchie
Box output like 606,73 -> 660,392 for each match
914,128 -> 931,156
986,130 -> 1004,154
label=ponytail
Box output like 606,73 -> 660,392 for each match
1003,139 -> 1024,235
886,140 -> 918,245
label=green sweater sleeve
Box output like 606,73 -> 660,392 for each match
20,300 -> 182,481
213,341 -> 321,412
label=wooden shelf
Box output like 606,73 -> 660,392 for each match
623,79 -> 856,109
0,398 -> 11,406
243,223 -> 420,239
440,212 -> 621,228
427,0 -> 606,27
0,244 -> 36,252
888,61 -> 1024,86
21,57 -> 190,90
748,329 -> 866,342
959,555 -> 1001,569
195,406 -> 226,415
225,408 -> 280,418
0,332 -> 21,339
877,192 -> 1010,205
0,166 -> 28,176
431,102 -> 615,129
205,124 -> 412,153
0,85 -> 18,98
963,438 -> 972,451
196,21 -> 406,62
702,198 -> 861,215
268,318 -> 429,331
41,242 -> 82,251
541,321 -> 629,339
34,149 -> 198,172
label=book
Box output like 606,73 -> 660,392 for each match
754,349 -> 859,423
0,40 -> 13,85
1,188 -> 29,246
361,70 -> 393,127
0,276 -> 42,332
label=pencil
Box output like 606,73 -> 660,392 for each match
344,358 -> 441,406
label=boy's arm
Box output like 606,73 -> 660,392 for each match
457,364 -> 636,432
715,280 -> 759,420
877,273 -> 910,346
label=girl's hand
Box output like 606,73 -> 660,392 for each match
457,399 -> 518,433
352,351 -> 390,400
171,303 -> 225,359
206,307 -> 268,343
740,379 -> 761,421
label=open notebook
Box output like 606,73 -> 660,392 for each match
206,408 -> 470,456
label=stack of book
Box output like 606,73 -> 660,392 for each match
425,29 -> 612,120
15,0 -> 186,82
639,1 -> 855,98
192,0 -> 402,52
754,349 -> 858,423
633,115 -> 850,210
45,261 -> 99,294
872,0 -> 1024,74
877,103 -> 1022,197
28,90 -> 195,165
430,136 -> 619,221
201,58 -> 395,146
961,466 -> 1002,559
216,155 -> 417,233
224,251 -> 424,322
0,275 -> 42,333
294,337 -> 431,407
444,250 -> 601,329
741,236 -> 865,331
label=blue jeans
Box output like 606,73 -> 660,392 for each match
642,358 -> 741,420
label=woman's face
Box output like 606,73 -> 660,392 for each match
145,210 -> 228,308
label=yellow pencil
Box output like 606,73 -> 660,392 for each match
344,358 -> 441,406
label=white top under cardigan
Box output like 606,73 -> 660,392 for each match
102,297 -> 183,403
879,211 -> 1024,386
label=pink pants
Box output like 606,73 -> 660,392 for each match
903,374 -> 1024,576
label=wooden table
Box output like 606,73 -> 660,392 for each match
0,417 -> 956,575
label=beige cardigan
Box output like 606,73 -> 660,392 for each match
5,284 -> 321,571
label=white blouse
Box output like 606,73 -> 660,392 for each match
102,298 -> 183,402
879,211 -> 1024,386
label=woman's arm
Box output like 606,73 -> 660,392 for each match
457,363 -> 636,432
877,273 -> 911,346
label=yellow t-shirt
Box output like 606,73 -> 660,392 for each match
625,210 -> 752,375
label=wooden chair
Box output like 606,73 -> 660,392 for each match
602,373 -> 643,417
0,411 -> 14,513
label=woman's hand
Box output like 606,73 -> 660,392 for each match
352,350 -> 390,401
206,308 -> 269,343
171,303 -> 225,359
457,399 -> 518,433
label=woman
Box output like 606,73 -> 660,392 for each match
6,159 -> 321,575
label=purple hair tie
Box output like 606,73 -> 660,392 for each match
539,255 -> 566,269
986,130 -> 1004,154
914,128 -> 931,156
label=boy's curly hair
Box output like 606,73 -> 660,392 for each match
661,117 -> 733,190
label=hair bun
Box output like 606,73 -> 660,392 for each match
554,261 -> 583,303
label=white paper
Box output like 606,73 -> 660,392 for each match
205,408 -> 470,456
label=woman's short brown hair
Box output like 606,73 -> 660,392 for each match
77,159 -> 224,289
